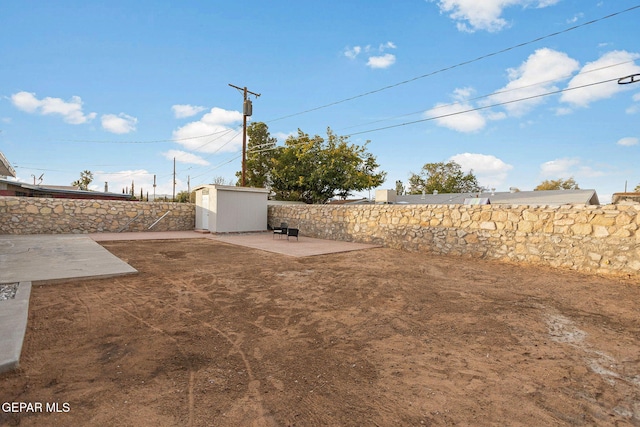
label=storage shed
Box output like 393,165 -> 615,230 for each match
194,185 -> 269,233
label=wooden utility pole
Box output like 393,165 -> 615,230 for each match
172,157 -> 176,201
229,84 -> 260,186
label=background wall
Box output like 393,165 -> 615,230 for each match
269,203 -> 640,278
0,197 -> 195,234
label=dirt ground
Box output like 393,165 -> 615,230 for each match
1,238 -> 640,426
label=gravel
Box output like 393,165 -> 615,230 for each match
0,283 -> 19,301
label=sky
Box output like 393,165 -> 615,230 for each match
1,0 -> 639,203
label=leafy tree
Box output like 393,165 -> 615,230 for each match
408,161 -> 481,194
271,128 -> 386,204
175,190 -> 192,203
534,177 -> 579,191
72,170 -> 93,190
395,180 -> 405,196
235,122 -> 277,188
634,183 -> 640,192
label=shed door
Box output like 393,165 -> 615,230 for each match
201,194 -> 209,229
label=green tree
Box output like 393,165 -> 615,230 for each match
408,161 -> 481,194
235,122 -> 277,188
534,177 -> 579,191
634,183 -> 640,192
175,190 -> 192,203
72,170 -> 93,190
395,180 -> 405,196
271,128 -> 386,204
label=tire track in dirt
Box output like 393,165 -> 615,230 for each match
112,275 -> 272,426
75,288 -> 91,330
95,289 -> 197,427
174,275 -> 273,426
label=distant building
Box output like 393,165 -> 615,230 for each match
0,150 -> 132,200
370,189 -> 600,206
0,178 -> 133,201
612,193 -> 640,204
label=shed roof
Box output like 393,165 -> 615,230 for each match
193,184 -> 269,193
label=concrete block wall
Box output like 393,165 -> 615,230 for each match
0,197 -> 195,234
269,203 -> 640,277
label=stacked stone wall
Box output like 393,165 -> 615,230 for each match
0,197 -> 195,234
269,203 -> 640,277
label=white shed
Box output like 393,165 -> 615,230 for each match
194,185 -> 269,233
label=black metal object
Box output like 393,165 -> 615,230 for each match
618,74 -> 640,85
287,228 -> 299,241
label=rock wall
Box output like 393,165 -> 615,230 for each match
269,203 -> 640,277
0,197 -> 195,234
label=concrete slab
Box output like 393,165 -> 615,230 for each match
0,282 -> 31,373
0,234 -> 137,284
89,230 -> 382,257
210,232 -> 382,257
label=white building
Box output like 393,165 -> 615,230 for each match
194,185 -> 269,233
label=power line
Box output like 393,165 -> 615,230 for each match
338,59 -> 636,132
344,77 -> 623,137
57,128 -> 234,144
264,4 -> 640,124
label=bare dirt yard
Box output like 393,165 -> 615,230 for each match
1,238 -> 640,426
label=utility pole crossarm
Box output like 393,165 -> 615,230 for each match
228,83 -> 261,98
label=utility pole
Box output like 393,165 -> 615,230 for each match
172,157 -> 176,201
229,84 -> 260,187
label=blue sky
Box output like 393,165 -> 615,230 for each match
1,0 -> 639,203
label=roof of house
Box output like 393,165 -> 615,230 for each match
1,178 -> 133,200
0,151 -> 16,178
387,189 -> 600,206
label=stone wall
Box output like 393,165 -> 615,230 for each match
0,196 -> 195,234
269,203 -> 640,278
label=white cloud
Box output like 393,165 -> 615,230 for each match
101,113 -> 138,134
273,131 -> 295,142
162,149 -> 210,166
10,91 -> 96,124
617,137 -> 639,147
540,158 -> 580,177
566,13 -> 583,24
344,46 -> 362,59
430,0 -> 560,33
450,152 -> 513,188
172,107 -> 243,154
425,87 -> 488,133
560,50 -> 640,108
539,158 -> 604,179
346,41 -> 397,68
426,101 -> 486,132
626,91 -> 640,114
172,104 -> 207,119
379,41 -> 396,51
487,48 -> 580,116
367,53 -> 396,69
